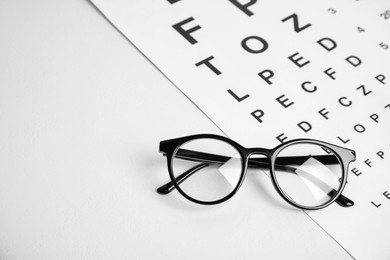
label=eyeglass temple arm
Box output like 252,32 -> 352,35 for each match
157,162 -> 210,194
157,149 -> 353,207
176,148 -> 340,166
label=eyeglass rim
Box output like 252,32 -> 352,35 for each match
159,134 -> 356,209
269,139 -> 354,210
163,134 -> 248,205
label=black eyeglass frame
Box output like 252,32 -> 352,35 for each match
159,134 -> 356,210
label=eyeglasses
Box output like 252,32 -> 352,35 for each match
157,134 -> 356,210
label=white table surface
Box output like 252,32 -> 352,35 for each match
0,0 -> 353,259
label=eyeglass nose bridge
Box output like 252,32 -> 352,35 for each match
247,147 -> 273,157
243,148 -> 274,169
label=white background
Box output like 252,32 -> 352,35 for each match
0,0 -> 352,259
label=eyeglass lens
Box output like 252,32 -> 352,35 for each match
274,143 -> 343,207
172,138 -> 243,202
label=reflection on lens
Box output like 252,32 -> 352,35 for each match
172,138 -> 243,202
273,143 -> 343,207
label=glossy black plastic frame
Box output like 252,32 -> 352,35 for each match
158,134 -> 356,210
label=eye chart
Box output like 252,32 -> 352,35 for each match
90,0 -> 390,259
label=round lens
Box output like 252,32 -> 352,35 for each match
172,138 -> 243,203
273,142 -> 343,208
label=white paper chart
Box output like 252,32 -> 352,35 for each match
90,0 -> 390,259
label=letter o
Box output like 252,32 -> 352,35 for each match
354,124 -> 366,133
241,36 -> 269,54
